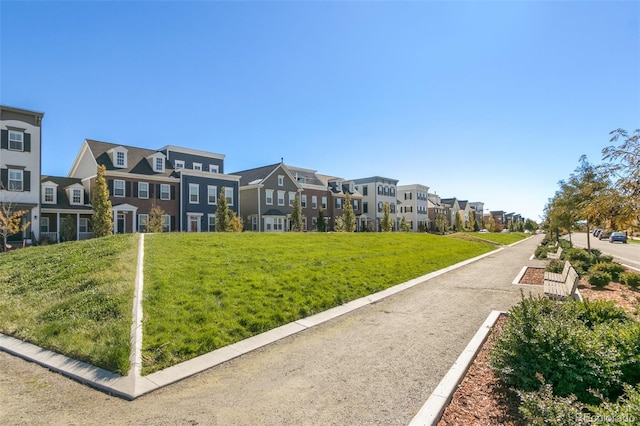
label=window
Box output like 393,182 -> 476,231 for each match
72,188 -> 82,205
336,181 -> 342,191
43,187 -> 55,203
207,185 -> 217,204
225,187 -> 233,205
114,180 -> 125,197
8,130 -> 23,151
154,157 -> 165,172
40,217 -> 49,233
384,186 -> 389,196
161,215 -> 171,232
362,185 -> 368,196
312,217 -> 317,227
277,190 -> 285,206
174,160 -> 185,169
363,202 -> 368,213
311,196 -> 317,209
7,169 -> 23,191
301,195 -> 307,208
160,184 -> 170,200
354,200 -> 359,210
277,175 -> 284,186
115,151 -> 126,168
321,196 -> 327,209
265,189 -> 274,205
378,202 -> 383,213
193,162 -> 202,171
138,182 -> 149,199
390,203 -> 396,213
208,214 -> 216,232
335,198 -> 342,209
79,218 -> 89,233
289,191 -> 296,207
251,216 -> 258,231
377,185 -> 383,195
209,165 -> 219,173
138,214 -> 149,232
189,183 -> 199,203
297,177 -> 305,184
390,187 -> 396,197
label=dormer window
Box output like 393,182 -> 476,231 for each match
42,183 -> 58,204
66,184 -> 85,205
175,160 -> 185,169
336,181 -> 342,191
109,146 -> 129,168
209,164 -> 219,173
72,189 -> 82,204
193,162 -> 202,171
154,156 -> 165,172
278,175 -> 284,186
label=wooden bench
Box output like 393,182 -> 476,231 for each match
544,264 -> 579,301
543,260 -> 571,283
547,246 -> 563,260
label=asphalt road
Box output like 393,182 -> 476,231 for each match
564,232 -> 640,271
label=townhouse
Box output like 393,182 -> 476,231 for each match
0,105 -> 44,244
352,176 -> 399,231
316,174 -> 363,231
397,184 -> 430,232
39,176 -> 93,242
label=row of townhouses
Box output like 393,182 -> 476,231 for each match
1,105 -> 518,244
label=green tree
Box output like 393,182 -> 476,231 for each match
400,216 -> 410,232
487,215 -> 496,233
216,186 -> 230,232
91,164 -> 113,238
468,211 -> 476,232
381,202 -> 393,232
342,192 -> 356,232
229,211 -> 243,232
524,218 -> 537,233
60,216 -> 76,242
147,202 -> 166,233
334,216 -> 345,232
453,211 -> 463,232
436,212 -> 448,235
317,208 -> 326,232
290,192 -> 303,232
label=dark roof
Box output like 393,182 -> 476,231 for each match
262,209 -> 286,216
41,176 -> 91,209
285,165 -> 324,186
86,139 -> 175,177
458,200 -> 468,209
230,163 -> 280,186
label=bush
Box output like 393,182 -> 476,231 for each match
535,246 -> 549,259
558,239 -> 572,249
517,379 -> 588,426
590,262 -> 626,283
588,271 -> 612,288
588,383 -> 640,424
564,248 -> 594,264
620,272 -> 640,289
491,296 -> 639,404
546,259 -> 564,273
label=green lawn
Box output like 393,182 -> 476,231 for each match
452,231 -> 530,245
142,232 -> 496,373
0,235 -> 137,374
0,232 -> 498,375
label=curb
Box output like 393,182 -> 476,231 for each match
408,310 -> 506,426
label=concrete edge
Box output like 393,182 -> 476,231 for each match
622,263 -> 640,273
1,246 -> 504,400
408,310 -> 506,426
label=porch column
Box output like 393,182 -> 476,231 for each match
132,212 -> 137,234
56,212 -> 61,242
113,209 -> 118,234
76,213 -> 80,241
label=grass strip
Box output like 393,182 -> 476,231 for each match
142,232 -> 496,374
0,234 -> 137,374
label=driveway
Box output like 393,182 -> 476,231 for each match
0,235 -> 544,426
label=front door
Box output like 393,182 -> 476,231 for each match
189,215 -> 200,232
117,213 -> 126,234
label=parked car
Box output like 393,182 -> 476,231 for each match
478,229 -> 489,233
599,230 -> 612,240
593,229 -> 602,237
609,232 -> 627,243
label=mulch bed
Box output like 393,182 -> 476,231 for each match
518,267 -> 544,285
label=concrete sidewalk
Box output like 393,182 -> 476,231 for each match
0,235 -> 544,425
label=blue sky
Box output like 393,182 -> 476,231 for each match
1,1 -> 638,221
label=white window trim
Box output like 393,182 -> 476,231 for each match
301,195 -> 307,208
71,188 -> 83,205
138,182 -> 149,199
225,187 -> 234,206
193,162 -> 202,171
311,196 -> 317,209
189,183 -> 199,204
277,190 -> 285,206
79,218 -> 89,233
207,185 -> 217,205
154,156 -> 165,173
114,150 -> 127,168
160,184 -> 170,200
265,189 -> 274,205
113,179 -> 125,197
43,186 -> 56,204
138,214 -> 149,233
321,196 -> 327,209
289,191 -> 296,207
8,130 -> 23,151
174,160 -> 185,169
208,214 -> 216,232
40,217 -> 49,233
277,175 -> 284,186
209,164 -> 219,173
161,214 -> 171,232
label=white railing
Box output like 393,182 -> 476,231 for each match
39,232 -> 59,242
79,232 -> 94,241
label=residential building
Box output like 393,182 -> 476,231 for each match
39,176 -> 93,242
468,201 -> 485,229
441,197 -> 462,230
286,165 -> 327,231
317,174 -> 363,231
427,193 -> 446,233
232,162 -> 302,232
488,210 -> 506,231
352,176 -> 399,231
1,105 -> 44,244
397,184 -> 430,232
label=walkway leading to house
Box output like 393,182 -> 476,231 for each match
0,235 -> 544,425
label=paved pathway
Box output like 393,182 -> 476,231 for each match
0,235 -> 544,425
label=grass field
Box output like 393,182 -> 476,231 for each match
141,232 -> 500,373
453,232 -> 530,245
0,231 -> 511,375
0,235 -> 137,374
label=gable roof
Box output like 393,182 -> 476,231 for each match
85,139 -> 174,177
232,163 -> 301,189
41,176 -> 91,209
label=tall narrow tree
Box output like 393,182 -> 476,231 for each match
381,202 -> 393,232
290,192 -> 303,231
216,186 -> 230,232
342,192 -> 356,232
91,165 -> 113,238
317,208 -> 326,232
